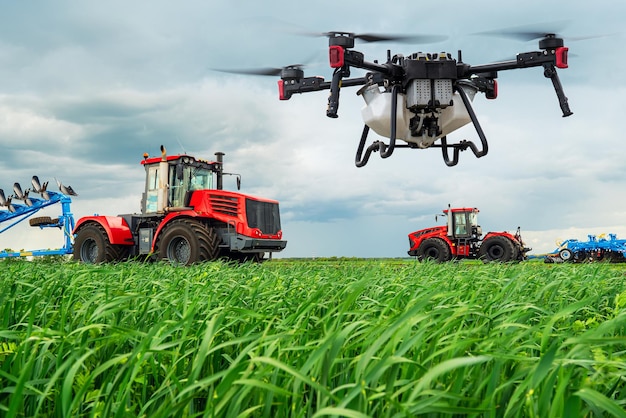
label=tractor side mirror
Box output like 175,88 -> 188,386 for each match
236,175 -> 241,190
175,163 -> 184,180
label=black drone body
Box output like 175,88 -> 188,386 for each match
274,31 -> 572,167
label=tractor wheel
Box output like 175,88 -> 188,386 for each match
29,216 -> 58,227
479,236 -> 517,262
416,238 -> 451,262
157,218 -> 219,265
559,248 -> 573,262
74,224 -> 128,263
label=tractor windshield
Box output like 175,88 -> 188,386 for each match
169,163 -> 214,208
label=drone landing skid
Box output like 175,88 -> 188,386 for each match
355,84 -> 488,167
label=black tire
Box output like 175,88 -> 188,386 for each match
416,238 -> 451,262
156,218 -> 219,265
29,216 -> 58,227
479,236 -> 517,262
74,223 -> 128,263
559,248 -> 573,262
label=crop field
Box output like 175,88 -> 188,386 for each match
1,258 -> 626,417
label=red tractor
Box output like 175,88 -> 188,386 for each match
73,146 -> 286,265
407,206 -> 530,262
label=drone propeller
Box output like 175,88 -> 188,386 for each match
473,21 -> 611,44
309,31 -> 448,44
213,64 -> 306,77
472,21 -> 569,42
214,67 -> 284,76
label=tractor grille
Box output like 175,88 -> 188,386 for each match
246,199 -> 281,235
209,194 -> 239,217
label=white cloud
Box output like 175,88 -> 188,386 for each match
0,103 -> 88,144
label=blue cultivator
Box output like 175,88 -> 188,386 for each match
544,233 -> 626,263
0,176 -> 77,258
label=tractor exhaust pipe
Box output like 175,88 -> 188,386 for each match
157,145 -> 168,212
215,152 -> 224,190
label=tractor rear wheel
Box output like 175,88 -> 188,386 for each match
74,224 -> 128,263
479,236 -> 517,262
416,238 -> 451,262
157,218 -> 219,265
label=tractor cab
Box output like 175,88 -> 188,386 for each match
141,147 -> 234,214
445,207 -> 482,240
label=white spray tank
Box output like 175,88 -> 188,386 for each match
358,84 -> 411,141
358,81 -> 479,148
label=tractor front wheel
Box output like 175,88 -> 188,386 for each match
157,219 -> 219,265
416,238 -> 451,262
74,224 -> 127,263
479,236 -> 517,262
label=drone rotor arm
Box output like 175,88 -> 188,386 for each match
465,47 -> 567,75
465,47 -> 572,117
279,75 -> 369,99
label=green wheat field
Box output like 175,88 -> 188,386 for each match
1,258 -> 626,417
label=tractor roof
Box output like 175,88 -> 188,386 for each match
141,154 -> 218,166
443,207 -> 479,214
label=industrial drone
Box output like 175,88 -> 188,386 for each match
226,28 -> 572,167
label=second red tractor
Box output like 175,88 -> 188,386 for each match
407,206 -> 530,262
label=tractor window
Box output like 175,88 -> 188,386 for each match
454,213 -> 468,236
145,166 -> 159,213
169,165 -> 187,208
468,212 -> 478,227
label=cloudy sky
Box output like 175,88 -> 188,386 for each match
0,0 -> 624,258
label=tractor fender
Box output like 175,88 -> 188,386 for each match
73,216 -> 134,245
483,231 -> 519,244
407,226 -> 448,255
151,210 -> 202,252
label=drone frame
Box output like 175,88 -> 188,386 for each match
277,32 -> 571,167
